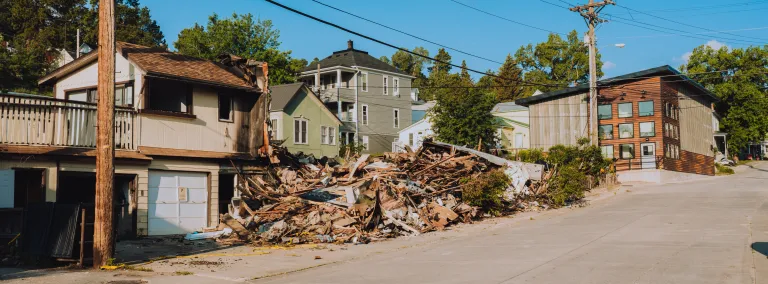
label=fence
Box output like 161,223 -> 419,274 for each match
0,93 -> 136,150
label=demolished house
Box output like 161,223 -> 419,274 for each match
209,140 -> 546,245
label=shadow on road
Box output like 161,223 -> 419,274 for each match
751,242 -> 768,257
747,164 -> 768,173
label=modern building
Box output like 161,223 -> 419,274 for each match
269,83 -> 342,158
298,40 -> 414,153
0,42 -> 270,236
516,65 -> 719,182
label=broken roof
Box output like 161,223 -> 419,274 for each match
301,42 -> 409,76
515,65 -> 718,106
39,42 -> 259,91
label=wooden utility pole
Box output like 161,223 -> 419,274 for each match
94,0 -> 116,268
570,0 -> 614,146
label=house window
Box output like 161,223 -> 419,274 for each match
600,145 -> 614,159
346,104 -> 355,122
383,76 -> 388,95
362,104 -> 369,125
294,119 -> 308,144
598,125 -> 613,140
362,135 -> 369,150
638,101 -> 654,116
360,72 -> 368,92
597,104 -> 612,120
639,122 -> 655,137
331,75 -> 336,89
329,127 -> 335,145
218,94 -> 233,121
620,144 -> 635,159
393,108 -> 400,128
270,119 -> 278,140
321,126 -> 328,144
148,79 -> 192,114
409,133 -> 414,146
619,123 -> 634,138
115,84 -> 134,106
393,78 -> 400,96
67,84 -> 133,106
618,102 -> 633,118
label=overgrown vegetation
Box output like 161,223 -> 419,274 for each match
517,138 -> 611,207
339,142 -> 366,157
715,164 -> 734,175
461,169 -> 510,216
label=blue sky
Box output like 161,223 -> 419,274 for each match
143,0 -> 768,79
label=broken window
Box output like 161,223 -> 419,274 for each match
148,79 -> 192,114
219,94 -> 233,121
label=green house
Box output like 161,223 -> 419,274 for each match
269,83 -> 343,158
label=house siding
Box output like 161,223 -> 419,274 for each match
528,93 -> 589,149
279,89 -> 341,158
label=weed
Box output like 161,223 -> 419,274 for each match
174,271 -> 193,276
716,163 -> 734,175
461,169 -> 510,216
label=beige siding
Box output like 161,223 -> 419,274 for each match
529,93 -> 589,149
55,53 -> 139,101
139,85 -> 246,153
679,96 -> 715,156
0,160 -> 58,202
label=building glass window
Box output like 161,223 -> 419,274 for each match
598,125 -> 613,140
393,78 -> 400,96
294,119 -> 308,144
598,104 -> 612,120
270,119 -> 278,140
619,123 -> 634,138
618,102 -> 633,118
620,144 -> 635,159
362,104 -> 369,125
601,145 -> 614,159
360,72 -> 368,92
362,135 -> 369,150
329,127 -> 335,145
638,101 -> 654,116
383,76 -> 388,95
393,108 -> 400,128
409,133 -> 414,146
639,122 -> 655,137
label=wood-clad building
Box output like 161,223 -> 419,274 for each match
516,65 -> 718,181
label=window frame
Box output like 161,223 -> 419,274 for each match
600,145 -> 614,159
383,75 -> 388,95
362,135 -> 369,150
393,77 -> 400,96
639,121 -> 655,137
329,127 -> 336,145
638,100 -> 654,117
597,104 -> 612,120
321,126 -> 328,145
218,93 -> 234,122
393,108 -> 400,128
618,102 -> 633,118
618,123 -> 634,139
619,143 -> 635,159
360,72 -> 368,92
270,118 -> 279,140
598,124 -> 614,140
409,133 -> 414,146
293,118 -> 308,145
362,104 -> 369,125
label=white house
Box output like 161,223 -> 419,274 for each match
397,118 -> 434,151
491,102 -> 530,151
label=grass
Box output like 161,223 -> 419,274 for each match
716,163 -> 735,175
174,271 -> 194,276
125,265 -> 154,272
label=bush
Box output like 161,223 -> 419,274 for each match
715,163 -> 734,175
541,138 -> 612,207
461,169 -> 510,216
515,148 -> 545,163
339,142 -> 365,157
547,166 -> 587,206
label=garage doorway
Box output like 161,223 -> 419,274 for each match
14,169 -> 46,208
57,172 -> 137,238
218,173 -> 235,216
148,171 -> 208,235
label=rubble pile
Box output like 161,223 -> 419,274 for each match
218,140 -> 544,245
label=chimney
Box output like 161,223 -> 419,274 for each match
347,40 -> 353,50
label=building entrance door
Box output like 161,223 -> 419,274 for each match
641,143 -> 656,169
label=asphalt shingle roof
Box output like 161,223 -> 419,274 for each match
302,48 -> 409,76
269,83 -> 305,111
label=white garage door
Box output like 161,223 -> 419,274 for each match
148,171 -> 208,236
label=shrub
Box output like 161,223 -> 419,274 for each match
461,169 -> 510,216
515,148 -> 545,163
547,166 -> 587,206
715,163 -> 734,175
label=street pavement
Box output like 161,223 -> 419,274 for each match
3,162 -> 768,284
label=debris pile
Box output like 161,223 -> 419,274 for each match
219,140 -> 545,245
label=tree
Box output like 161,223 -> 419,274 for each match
379,55 -> 391,65
515,30 -> 602,96
680,44 -> 768,156
174,13 -> 306,85
431,48 -> 452,74
430,84 -> 498,150
79,0 -> 165,47
391,47 -> 430,78
308,57 -> 320,68
493,54 -> 524,102
459,60 -> 472,85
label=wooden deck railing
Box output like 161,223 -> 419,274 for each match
0,93 -> 136,150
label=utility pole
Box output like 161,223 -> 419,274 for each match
94,0 -> 116,268
570,0 -> 614,146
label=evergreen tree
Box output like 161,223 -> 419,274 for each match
379,55 -> 391,65
459,60 -> 472,85
431,82 -> 498,150
493,54 -> 524,102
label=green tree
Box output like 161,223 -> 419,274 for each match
680,44 -> 768,156
459,60 -> 472,85
515,30 -> 602,96
430,79 -> 498,150
391,47 -> 430,77
379,55 -> 391,65
174,13 -> 306,85
493,54 -> 524,102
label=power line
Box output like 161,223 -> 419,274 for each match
605,26 -> 768,40
615,3 -> 768,42
265,0 -> 565,88
310,0 -> 504,65
604,13 -> 767,45
450,0 -> 568,36
610,0 -> 768,14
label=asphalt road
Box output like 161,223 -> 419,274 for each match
255,163 -> 768,284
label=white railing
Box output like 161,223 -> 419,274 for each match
0,93 -> 136,150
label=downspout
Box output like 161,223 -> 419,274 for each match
353,68 -> 360,144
